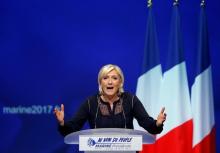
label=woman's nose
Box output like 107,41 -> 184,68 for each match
108,79 -> 112,84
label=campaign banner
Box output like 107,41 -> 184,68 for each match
79,135 -> 142,151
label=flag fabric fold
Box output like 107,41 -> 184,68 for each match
191,3 -> 216,153
141,4 -> 193,153
134,5 -> 162,134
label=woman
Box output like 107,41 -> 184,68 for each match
54,64 -> 166,136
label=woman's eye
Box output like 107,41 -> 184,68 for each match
113,77 -> 119,80
103,77 -> 108,80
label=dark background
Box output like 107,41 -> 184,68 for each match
0,0 -> 219,152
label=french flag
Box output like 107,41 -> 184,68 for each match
150,2 -> 193,153
191,2 -> 216,153
134,3 -> 165,152
134,1 -> 162,135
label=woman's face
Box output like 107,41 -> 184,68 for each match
101,69 -> 121,98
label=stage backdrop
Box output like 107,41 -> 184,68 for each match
0,0 -> 219,153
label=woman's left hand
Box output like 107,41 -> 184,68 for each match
156,107 -> 167,127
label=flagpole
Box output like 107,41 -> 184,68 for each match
201,0 -> 205,6
147,0 -> 152,8
173,0 -> 179,6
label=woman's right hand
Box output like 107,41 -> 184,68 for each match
54,104 -> 65,126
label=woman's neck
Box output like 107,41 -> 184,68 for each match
101,94 -> 119,104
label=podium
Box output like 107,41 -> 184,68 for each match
64,128 -> 156,153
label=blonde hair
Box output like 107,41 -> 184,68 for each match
98,64 -> 124,95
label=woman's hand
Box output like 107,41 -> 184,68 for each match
54,104 -> 65,126
156,107 -> 166,127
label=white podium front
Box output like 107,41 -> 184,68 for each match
64,128 -> 155,153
